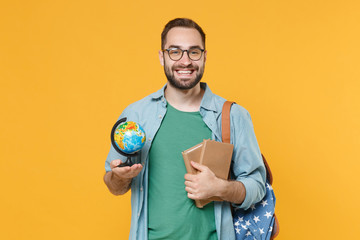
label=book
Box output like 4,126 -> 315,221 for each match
182,142 -> 204,175
182,139 -> 234,208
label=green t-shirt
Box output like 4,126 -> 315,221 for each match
148,103 -> 218,240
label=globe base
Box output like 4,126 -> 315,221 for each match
116,157 -> 133,167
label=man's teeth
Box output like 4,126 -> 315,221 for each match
177,70 -> 192,74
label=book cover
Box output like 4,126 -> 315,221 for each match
182,142 -> 204,175
182,139 -> 234,208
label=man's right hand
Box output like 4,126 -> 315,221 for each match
104,159 -> 143,195
110,159 -> 143,180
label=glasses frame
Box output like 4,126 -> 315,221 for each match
162,47 -> 205,61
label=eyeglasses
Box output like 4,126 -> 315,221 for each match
162,47 -> 205,61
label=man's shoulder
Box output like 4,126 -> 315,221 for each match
207,91 -> 250,117
120,87 -> 164,117
231,103 -> 251,117
125,94 -> 154,110
201,84 -> 251,120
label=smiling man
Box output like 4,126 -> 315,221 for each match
104,18 -> 266,240
161,27 -> 205,90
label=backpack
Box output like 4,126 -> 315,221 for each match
222,101 -> 279,240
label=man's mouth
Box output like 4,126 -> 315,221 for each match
175,69 -> 195,77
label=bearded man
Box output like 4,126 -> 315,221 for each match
104,18 -> 266,240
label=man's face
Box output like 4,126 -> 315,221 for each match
159,27 -> 206,90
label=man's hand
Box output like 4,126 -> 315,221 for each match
110,159 -> 143,180
184,161 -> 246,204
103,159 -> 143,195
184,161 -> 223,200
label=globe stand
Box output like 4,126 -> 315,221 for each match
110,117 -> 139,168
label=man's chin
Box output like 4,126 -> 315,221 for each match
167,78 -> 200,90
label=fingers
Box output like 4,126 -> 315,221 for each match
185,178 -> 204,200
190,161 -> 208,172
184,165 -> 218,200
184,183 -> 196,199
110,159 -> 123,169
185,186 -> 204,200
129,164 -> 143,176
184,180 -> 196,189
110,159 -> 143,179
184,173 -> 197,181
113,164 -> 143,179
187,192 -> 198,200
185,187 -> 199,200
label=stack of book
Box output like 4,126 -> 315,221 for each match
182,139 -> 234,208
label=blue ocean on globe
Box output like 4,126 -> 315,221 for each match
114,121 -> 146,154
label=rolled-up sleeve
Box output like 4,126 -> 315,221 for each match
230,104 -> 266,210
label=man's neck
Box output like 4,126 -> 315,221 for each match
164,82 -> 205,112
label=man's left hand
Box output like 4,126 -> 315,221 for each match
184,161 -> 223,200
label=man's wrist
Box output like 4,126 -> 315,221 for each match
110,170 -> 125,182
214,177 -> 228,199
215,179 -> 246,204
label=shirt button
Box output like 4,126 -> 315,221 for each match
140,187 -> 143,191
159,115 -> 162,119
148,137 -> 152,141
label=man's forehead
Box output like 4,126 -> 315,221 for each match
164,27 -> 204,49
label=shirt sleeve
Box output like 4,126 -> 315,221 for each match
230,104 -> 266,210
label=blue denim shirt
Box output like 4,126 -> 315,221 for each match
105,83 -> 266,240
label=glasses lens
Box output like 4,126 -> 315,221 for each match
167,48 -> 203,61
168,48 -> 182,61
188,48 -> 202,60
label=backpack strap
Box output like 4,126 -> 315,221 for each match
221,101 -> 279,238
221,101 -> 274,185
221,101 -> 234,144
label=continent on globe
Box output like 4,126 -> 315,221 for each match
114,121 -> 146,154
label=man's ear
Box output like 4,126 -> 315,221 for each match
204,50 -> 207,63
159,50 -> 164,66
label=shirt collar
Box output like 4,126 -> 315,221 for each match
199,82 -> 217,112
150,85 -> 166,100
150,82 -> 217,112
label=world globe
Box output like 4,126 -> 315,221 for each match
113,121 -> 146,154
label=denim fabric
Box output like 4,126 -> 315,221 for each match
105,82 -> 266,240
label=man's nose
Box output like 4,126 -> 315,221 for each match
178,50 -> 192,65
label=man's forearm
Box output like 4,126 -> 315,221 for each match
103,171 -> 131,195
216,179 -> 246,204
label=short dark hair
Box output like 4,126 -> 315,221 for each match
161,18 -> 206,50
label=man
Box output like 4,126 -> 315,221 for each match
104,18 -> 266,240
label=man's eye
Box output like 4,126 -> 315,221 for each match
170,50 -> 181,54
190,50 -> 200,55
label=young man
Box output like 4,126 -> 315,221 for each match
104,18 -> 266,240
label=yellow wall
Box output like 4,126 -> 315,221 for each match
1,0 -> 359,239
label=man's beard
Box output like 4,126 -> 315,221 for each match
164,63 -> 204,90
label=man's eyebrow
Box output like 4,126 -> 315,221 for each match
167,45 -> 203,49
167,45 -> 181,49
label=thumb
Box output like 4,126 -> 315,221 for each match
110,159 -> 122,169
190,161 -> 207,172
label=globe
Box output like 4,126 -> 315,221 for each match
113,121 -> 146,154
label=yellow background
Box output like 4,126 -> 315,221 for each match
1,0 -> 359,239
